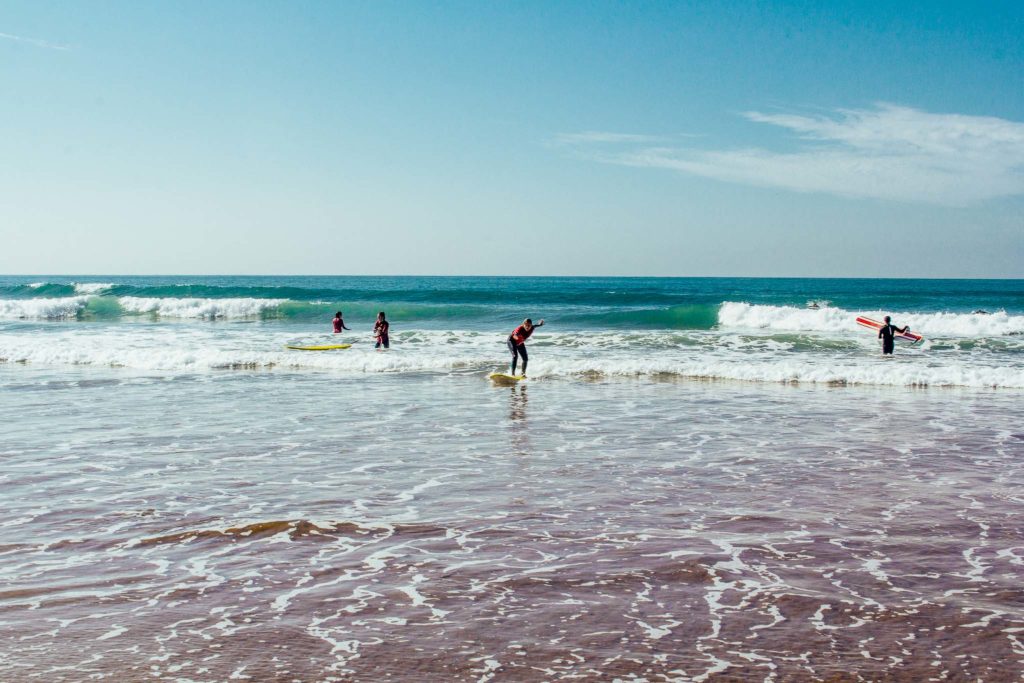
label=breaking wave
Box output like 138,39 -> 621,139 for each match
2,295 -> 1022,338
718,303 -> 1024,337
0,296 -> 290,320
0,296 -> 91,320
116,296 -> 289,319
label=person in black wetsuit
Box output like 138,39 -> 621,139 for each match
878,315 -> 910,355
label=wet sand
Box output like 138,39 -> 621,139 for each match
1,368 -> 1023,681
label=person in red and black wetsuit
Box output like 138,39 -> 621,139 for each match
374,311 -> 390,350
507,318 -> 544,377
333,311 -> 351,335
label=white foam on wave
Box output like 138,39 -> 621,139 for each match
0,296 -> 90,319
719,302 -> 1024,338
0,295 -> 288,320
116,297 -> 287,319
533,356 -> 1024,388
73,282 -> 114,295
2,327 -> 1023,388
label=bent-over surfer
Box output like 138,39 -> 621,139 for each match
508,318 -> 544,377
878,315 -> 910,355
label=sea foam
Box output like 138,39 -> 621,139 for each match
0,297 -> 90,319
73,282 -> 115,294
2,327 -> 1022,388
718,302 -> 1024,337
0,295 -> 288,320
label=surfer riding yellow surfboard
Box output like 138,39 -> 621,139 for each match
504,318 -> 544,379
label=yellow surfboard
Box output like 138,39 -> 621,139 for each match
286,344 -> 352,351
489,372 -> 526,383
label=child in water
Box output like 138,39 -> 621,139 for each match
374,311 -> 390,350
333,311 -> 350,335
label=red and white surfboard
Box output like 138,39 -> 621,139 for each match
856,316 -> 923,343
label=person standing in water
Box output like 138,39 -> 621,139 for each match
333,311 -> 350,335
878,315 -> 910,355
374,311 -> 390,350
507,318 -> 544,377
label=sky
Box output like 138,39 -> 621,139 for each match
1,1 -> 1022,277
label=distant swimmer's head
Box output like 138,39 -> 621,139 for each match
335,311 -> 342,318
377,311 -> 386,320
523,318 -> 533,329
884,315 -> 891,323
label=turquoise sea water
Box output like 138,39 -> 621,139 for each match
2,275 -> 1023,326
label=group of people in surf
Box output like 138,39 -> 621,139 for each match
331,311 -> 907,368
333,310 -> 390,350
331,311 -> 546,374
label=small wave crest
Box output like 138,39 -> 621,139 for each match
116,296 -> 288,319
137,520 -> 370,546
72,282 -> 115,295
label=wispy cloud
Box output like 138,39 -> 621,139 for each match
0,31 -> 70,51
553,131 -> 667,145
560,104 -> 1024,206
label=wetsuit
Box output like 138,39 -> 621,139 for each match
507,324 -> 535,375
375,320 -> 390,349
878,323 -> 904,355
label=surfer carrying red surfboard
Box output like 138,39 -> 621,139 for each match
878,315 -> 910,355
508,318 -> 544,377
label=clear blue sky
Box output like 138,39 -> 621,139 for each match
2,1 -> 1022,276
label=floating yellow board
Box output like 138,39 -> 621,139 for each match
286,344 -> 352,351
489,372 -> 526,382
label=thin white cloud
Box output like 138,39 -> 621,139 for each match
554,131 -> 666,145
562,104 -> 1024,206
0,31 -> 70,51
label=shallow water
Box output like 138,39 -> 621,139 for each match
2,366 -> 1022,681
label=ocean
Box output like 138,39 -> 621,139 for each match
2,275 -> 1024,386
2,275 -> 1023,681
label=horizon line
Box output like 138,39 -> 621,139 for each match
3,273 -> 1023,281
